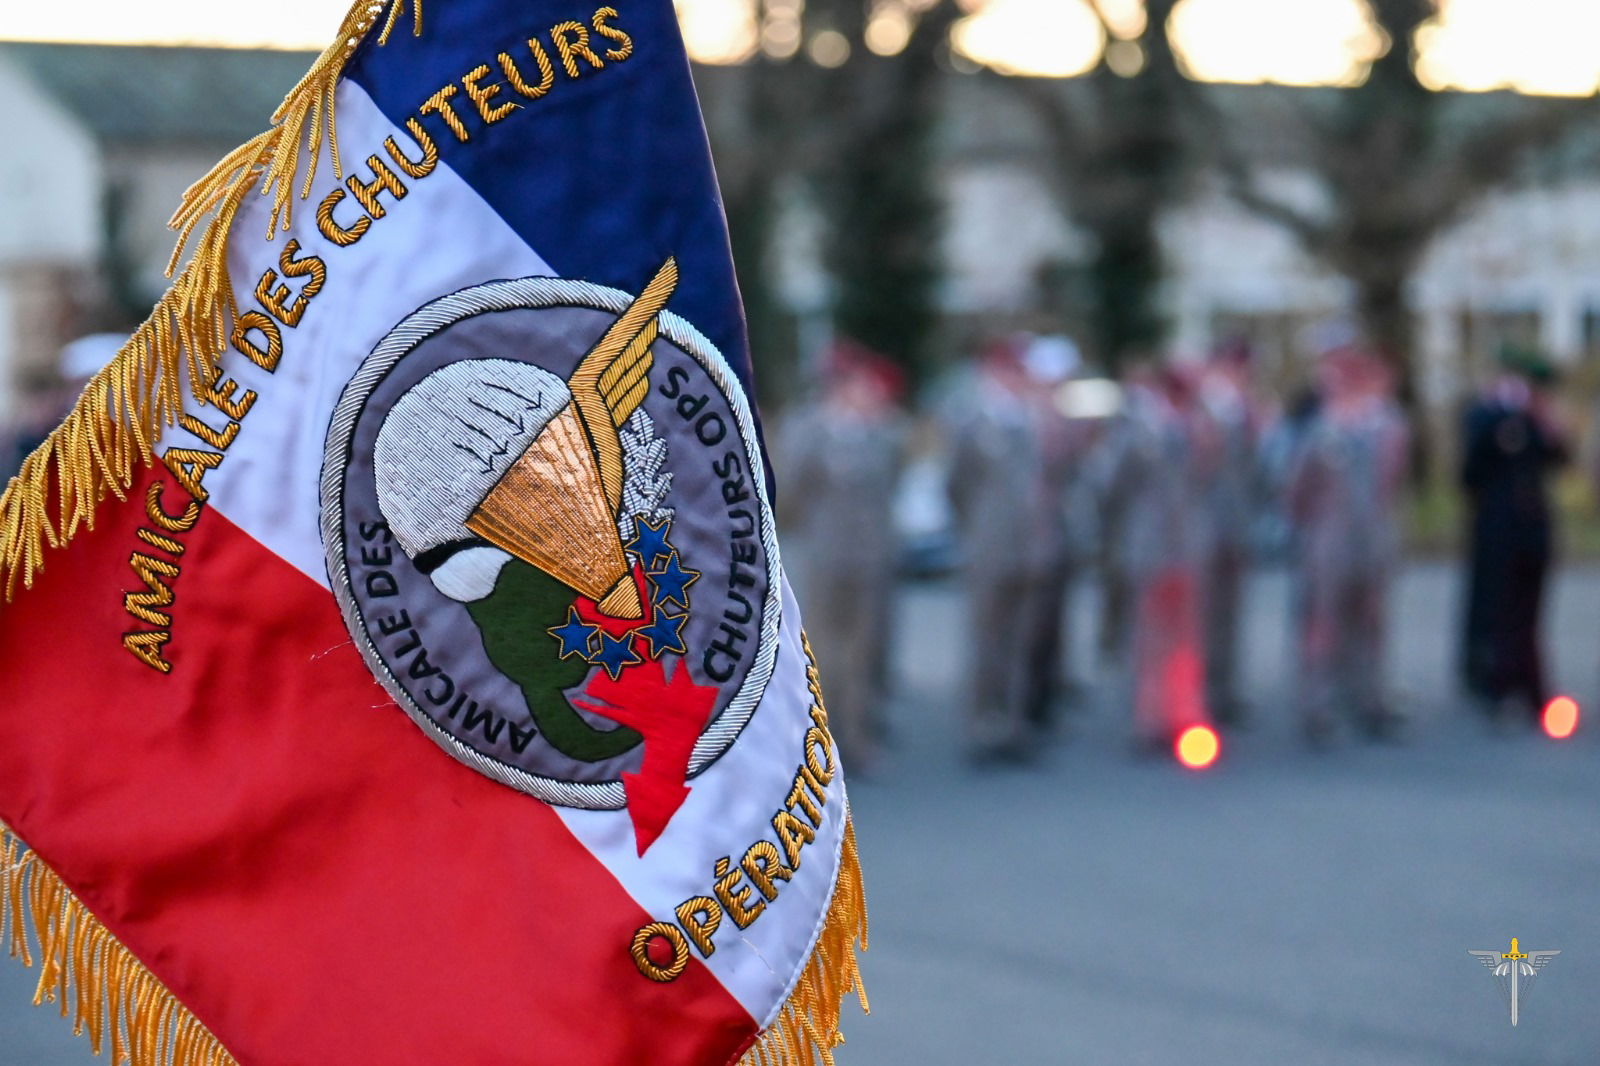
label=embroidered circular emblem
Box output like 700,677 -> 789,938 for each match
320,270 -> 779,815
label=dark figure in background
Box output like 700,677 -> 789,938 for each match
1016,335 -> 1095,732
1195,340 -> 1264,727
1461,348 -> 1568,725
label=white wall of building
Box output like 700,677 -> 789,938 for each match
0,57 -> 100,266
0,56 -> 102,419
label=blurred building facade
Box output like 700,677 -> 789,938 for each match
3,42 -> 1600,417
0,43 -> 314,416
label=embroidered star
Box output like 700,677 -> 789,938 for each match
648,551 -> 700,611
548,607 -> 601,661
636,607 -> 690,659
592,629 -> 643,680
626,515 -> 675,570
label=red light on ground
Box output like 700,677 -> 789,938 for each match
1175,725 -> 1220,770
1542,696 -> 1579,740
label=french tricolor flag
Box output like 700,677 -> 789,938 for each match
0,3 -> 865,1064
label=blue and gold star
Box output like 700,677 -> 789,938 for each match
648,551 -> 700,611
625,514 -> 675,571
636,607 -> 690,659
592,629 -> 643,679
547,607 -> 601,661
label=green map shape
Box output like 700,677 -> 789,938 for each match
465,559 -> 643,763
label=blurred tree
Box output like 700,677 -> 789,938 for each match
1220,0 -> 1580,412
994,0 -> 1189,371
711,0 -> 958,397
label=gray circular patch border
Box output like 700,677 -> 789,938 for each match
320,276 -> 782,811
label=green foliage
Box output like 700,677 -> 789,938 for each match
828,100 -> 944,381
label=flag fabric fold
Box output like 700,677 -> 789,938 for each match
0,2 -> 865,1063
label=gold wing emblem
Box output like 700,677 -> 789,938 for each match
568,257 -> 679,513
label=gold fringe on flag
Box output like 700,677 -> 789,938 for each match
740,631 -> 869,1066
0,821 -> 238,1065
737,818 -> 869,1066
0,0 -> 421,598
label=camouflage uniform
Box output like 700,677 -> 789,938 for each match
778,393 -> 907,768
1091,378 -> 1211,745
1287,386 -> 1408,741
947,369 -> 1056,758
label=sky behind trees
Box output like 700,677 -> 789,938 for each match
2,0 -> 1599,97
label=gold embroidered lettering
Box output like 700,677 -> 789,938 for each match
161,448 -> 222,504
674,896 -> 722,958
741,840 -> 793,901
145,483 -> 199,534
629,922 -> 689,982
419,85 -> 471,142
122,631 -> 173,674
344,156 -> 408,219
232,311 -> 282,372
712,857 -> 765,929
500,42 -> 555,99
551,21 -> 605,77
592,6 -> 634,61
316,187 -> 370,246
772,808 -> 816,868
384,118 -> 440,179
461,63 -> 518,123
178,414 -> 238,452
135,527 -> 185,556
124,552 -> 179,627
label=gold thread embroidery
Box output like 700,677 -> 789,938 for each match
629,921 -> 689,983
135,527 -> 185,557
713,856 -> 766,930
500,42 -> 556,99
384,118 -> 440,179
592,7 -> 634,61
315,187 -> 369,246
124,552 -> 179,627
121,631 -> 174,674
419,85 -> 471,143
160,448 -> 221,505
674,895 -> 722,958
344,155 -> 408,219
177,414 -> 239,452
461,63 -> 520,124
230,311 -> 282,372
144,483 -> 199,533
734,817 -> 868,1066
550,21 -> 605,78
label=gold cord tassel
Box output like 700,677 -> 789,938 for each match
0,0 -> 421,599
0,820 -> 237,1065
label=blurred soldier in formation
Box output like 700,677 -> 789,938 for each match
1286,346 -> 1408,745
1017,334 -> 1098,732
1195,341 -> 1264,727
946,336 -> 1058,761
1090,363 -> 1213,749
778,340 -> 908,769
1460,347 -> 1568,726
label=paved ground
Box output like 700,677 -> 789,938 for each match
2,562 -> 1596,1064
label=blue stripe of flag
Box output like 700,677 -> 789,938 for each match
342,0 -> 759,410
